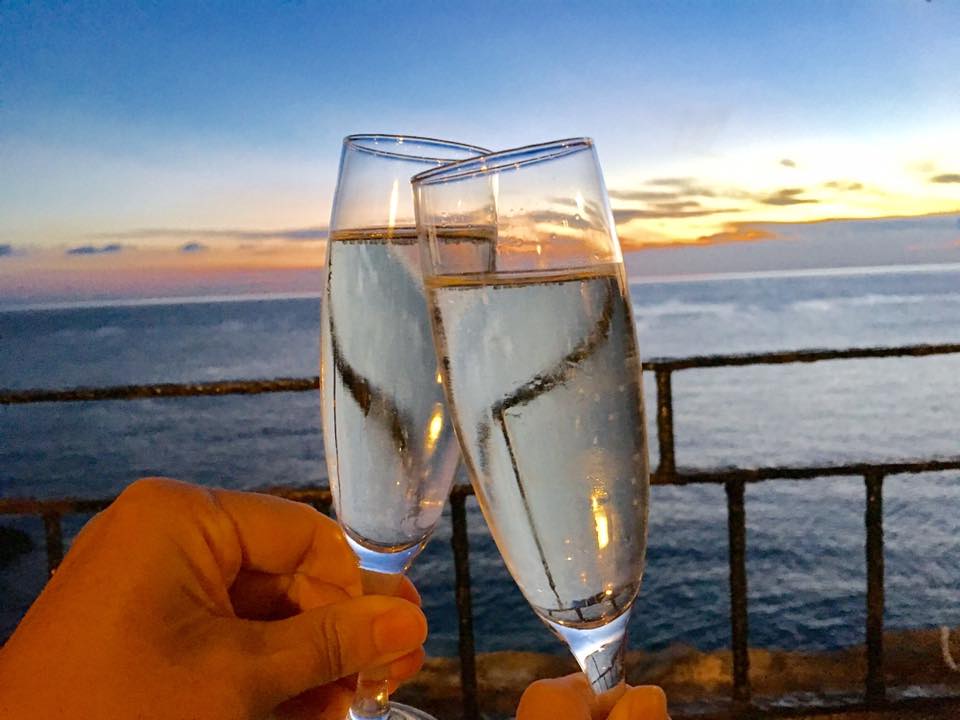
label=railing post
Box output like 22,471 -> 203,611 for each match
42,512 -> 64,575
450,489 -> 479,720
726,478 -> 751,708
864,471 -> 886,705
654,368 -> 676,479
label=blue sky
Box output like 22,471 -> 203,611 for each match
1,1 -> 959,299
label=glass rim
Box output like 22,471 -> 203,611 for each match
343,134 -> 491,163
411,137 -> 594,186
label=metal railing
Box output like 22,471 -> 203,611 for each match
3,342 -> 960,718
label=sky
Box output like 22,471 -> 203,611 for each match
1,0 -> 959,302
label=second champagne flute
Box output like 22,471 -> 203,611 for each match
320,134 -> 489,720
414,138 -> 650,694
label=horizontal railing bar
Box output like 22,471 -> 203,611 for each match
257,485 -> 332,505
645,342 -> 960,372
0,487 -> 333,516
4,457 -> 960,515
658,458 -> 960,485
3,343 -> 960,405
0,498 -> 113,515
0,378 -> 320,405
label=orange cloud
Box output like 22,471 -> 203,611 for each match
619,223 -> 776,251
696,225 -> 778,245
0,243 -> 327,303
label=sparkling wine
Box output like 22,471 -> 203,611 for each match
428,265 -> 649,628
321,228 -> 460,567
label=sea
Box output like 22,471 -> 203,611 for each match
2,263 -> 960,658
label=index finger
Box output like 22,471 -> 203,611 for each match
211,488 -> 361,596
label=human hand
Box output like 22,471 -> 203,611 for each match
517,673 -> 669,720
0,478 -> 427,720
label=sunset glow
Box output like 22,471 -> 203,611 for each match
611,134 -> 960,249
2,2 -> 958,303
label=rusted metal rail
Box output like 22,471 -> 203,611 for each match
2,341 -> 960,719
0,377 -> 319,405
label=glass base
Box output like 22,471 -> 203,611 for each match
348,702 -> 437,720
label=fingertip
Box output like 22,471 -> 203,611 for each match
389,647 -> 426,682
541,671 -> 590,691
518,673 -> 593,720
371,598 -> 428,655
591,680 -> 627,720
398,576 -> 422,606
610,685 -> 669,720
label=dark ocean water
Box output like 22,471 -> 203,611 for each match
2,265 -> 959,658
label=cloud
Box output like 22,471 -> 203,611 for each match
614,206 -> 741,222
66,243 -> 125,255
698,225 -> 778,245
760,188 -> 817,206
654,200 -> 703,212
647,177 -> 693,186
608,189 -> 683,202
619,222 -> 778,251
780,158 -> 796,168
824,180 -> 864,191
180,242 -> 208,253
644,177 -> 717,197
931,173 -> 960,184
0,244 -> 11,257
91,226 -> 329,242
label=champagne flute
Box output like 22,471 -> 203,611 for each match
320,134 -> 489,720
413,139 -> 650,693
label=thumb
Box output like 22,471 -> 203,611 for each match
246,595 -> 427,705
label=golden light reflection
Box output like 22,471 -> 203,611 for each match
435,370 -> 443,384
387,178 -> 399,229
424,402 -> 444,453
591,489 -> 610,550
575,190 -> 586,216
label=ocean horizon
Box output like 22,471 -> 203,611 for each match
5,259 -> 960,314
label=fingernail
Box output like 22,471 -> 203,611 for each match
373,603 -> 427,654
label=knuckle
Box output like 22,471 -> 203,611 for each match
313,610 -> 351,680
108,477 -> 201,530
117,477 -> 177,507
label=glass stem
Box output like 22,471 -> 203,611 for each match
349,569 -> 405,719
547,611 -> 630,694
349,669 -> 391,720
580,631 -> 626,693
